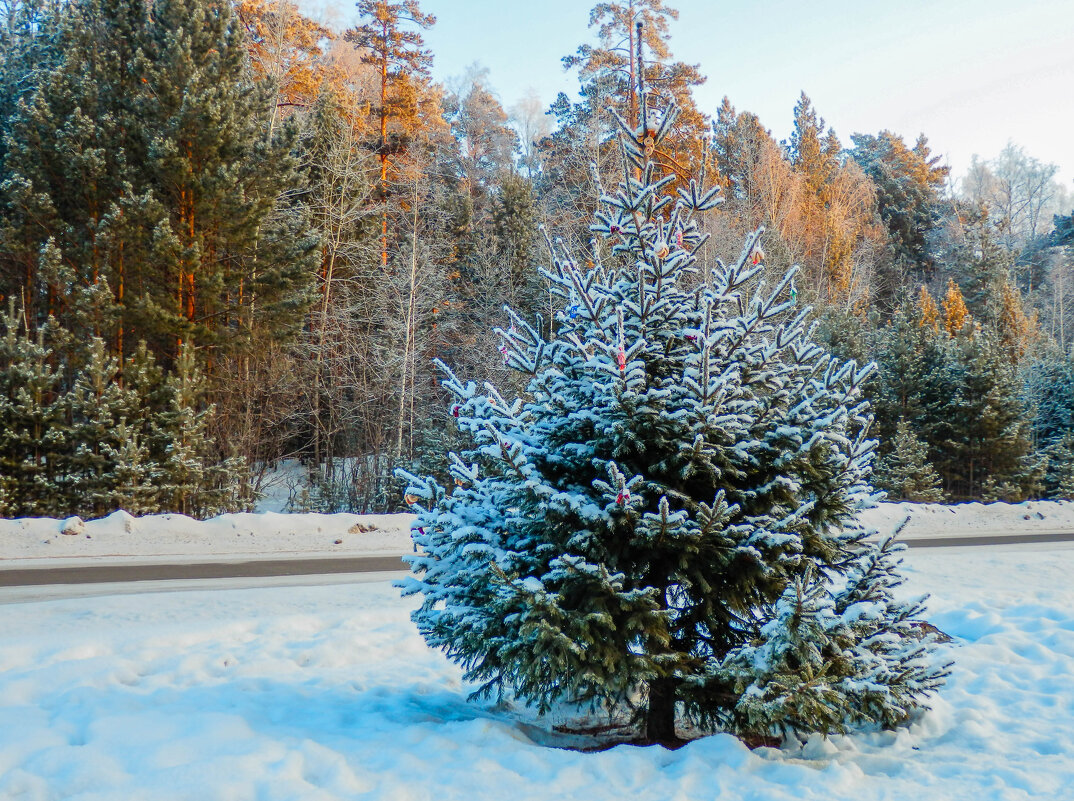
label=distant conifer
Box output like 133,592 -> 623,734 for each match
874,418 -> 945,502
942,279 -> 970,336
917,286 -> 940,332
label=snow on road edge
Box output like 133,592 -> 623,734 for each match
0,511 -> 415,563
2,499 -> 1073,564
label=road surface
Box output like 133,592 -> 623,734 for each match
0,555 -> 408,587
2,531 -> 1073,588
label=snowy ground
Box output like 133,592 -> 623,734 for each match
0,544 -> 1071,800
2,499 -> 1074,567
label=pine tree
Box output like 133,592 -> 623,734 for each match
872,303 -> 1035,501
560,0 -> 708,187
788,93 -> 839,196
1,0 -> 317,362
1025,349 -> 1074,498
149,342 -> 250,518
101,419 -> 158,515
711,97 -> 772,203
0,0 -> 142,341
66,337 -> 148,516
136,0 -> 317,355
917,285 -> 940,332
0,0 -> 65,242
399,94 -> 945,745
996,280 -> 1036,364
934,203 -> 1010,320
944,328 -> 1034,499
1054,211 -> 1074,248
1040,431 -> 1074,500
0,307 -> 248,518
869,305 -> 932,454
344,0 -> 437,269
493,173 -> 541,309
786,93 -> 879,300
440,70 -> 523,320
0,302 -> 71,516
873,418 -> 944,502
236,0 -> 333,123
0,470 -> 11,516
848,131 -> 948,279
542,2 -> 708,251
941,279 -> 970,336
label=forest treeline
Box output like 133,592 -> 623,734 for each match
0,0 -> 1072,517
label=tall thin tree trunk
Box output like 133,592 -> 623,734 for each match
395,181 -> 420,461
1059,263 -> 1067,350
177,263 -> 184,350
117,242 -> 124,371
187,271 -> 195,322
314,238 -> 341,467
379,22 -> 389,270
264,0 -> 287,142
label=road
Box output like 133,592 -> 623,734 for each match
2,531 -> 1074,588
905,531 -> 1074,548
0,555 -> 409,587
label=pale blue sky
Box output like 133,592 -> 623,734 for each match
309,0 -> 1074,186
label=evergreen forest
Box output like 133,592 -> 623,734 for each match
1,0 -> 1072,518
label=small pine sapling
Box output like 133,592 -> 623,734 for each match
874,418 -> 945,502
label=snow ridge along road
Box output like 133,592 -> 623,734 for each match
4,501 -> 1074,588
3,532 -> 1074,589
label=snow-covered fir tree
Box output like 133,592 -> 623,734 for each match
100,419 -> 158,515
399,91 -> 947,745
1025,351 -> 1074,500
149,343 -> 251,518
0,302 -> 71,517
0,309 -> 249,518
873,418 -> 945,502
1041,431 -> 1074,500
66,337 -> 146,517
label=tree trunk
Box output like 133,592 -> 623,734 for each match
117,242 -> 124,370
645,677 -> 677,743
395,182 -> 419,461
379,24 -> 389,270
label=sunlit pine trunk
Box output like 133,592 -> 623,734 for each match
379,17 -> 389,270
176,143 -> 198,353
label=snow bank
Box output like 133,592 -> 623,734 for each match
859,499 -> 1074,540
0,510 -> 415,563
0,545 -> 1070,799
3,499 -> 1074,565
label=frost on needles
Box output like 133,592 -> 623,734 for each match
397,94 -> 949,746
